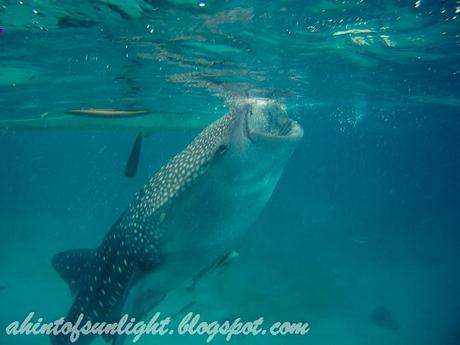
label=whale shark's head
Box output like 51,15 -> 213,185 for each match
232,97 -> 303,144
170,98 -> 303,238
175,97 -> 303,176
138,97 -> 303,243
179,97 -> 303,243
183,97 -> 303,185
216,97 -> 303,174
143,97 -> 304,251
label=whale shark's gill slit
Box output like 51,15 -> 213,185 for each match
216,144 -> 228,155
279,122 -> 292,136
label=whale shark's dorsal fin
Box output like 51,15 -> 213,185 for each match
125,132 -> 143,178
52,249 -> 97,296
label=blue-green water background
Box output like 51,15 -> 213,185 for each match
1,1 -> 460,344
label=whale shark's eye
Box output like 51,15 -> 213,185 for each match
216,144 -> 228,155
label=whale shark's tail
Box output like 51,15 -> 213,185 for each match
51,247 -> 138,345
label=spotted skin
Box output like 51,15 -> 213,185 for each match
52,100 -> 302,345
51,114 -> 236,345
118,113 -> 234,266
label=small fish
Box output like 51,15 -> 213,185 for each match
0,28 -> 4,35
135,291 -> 167,320
370,306 -> 400,331
351,235 -> 368,245
171,301 -> 196,321
67,109 -> 149,117
186,250 -> 239,291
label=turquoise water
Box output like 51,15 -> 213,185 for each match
1,1 -> 460,345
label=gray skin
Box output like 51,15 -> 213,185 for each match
51,98 -> 303,345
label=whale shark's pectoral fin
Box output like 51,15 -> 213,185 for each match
52,249 -> 97,296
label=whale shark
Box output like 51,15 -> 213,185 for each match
51,98 -> 303,345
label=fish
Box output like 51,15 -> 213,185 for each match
185,250 -> 239,292
170,301 -> 197,321
0,285 -> 7,292
57,17 -> 98,29
370,306 -> 400,331
51,97 -> 303,345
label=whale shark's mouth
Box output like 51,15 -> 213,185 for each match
244,100 -> 303,142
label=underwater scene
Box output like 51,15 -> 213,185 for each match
1,1 -> 459,345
